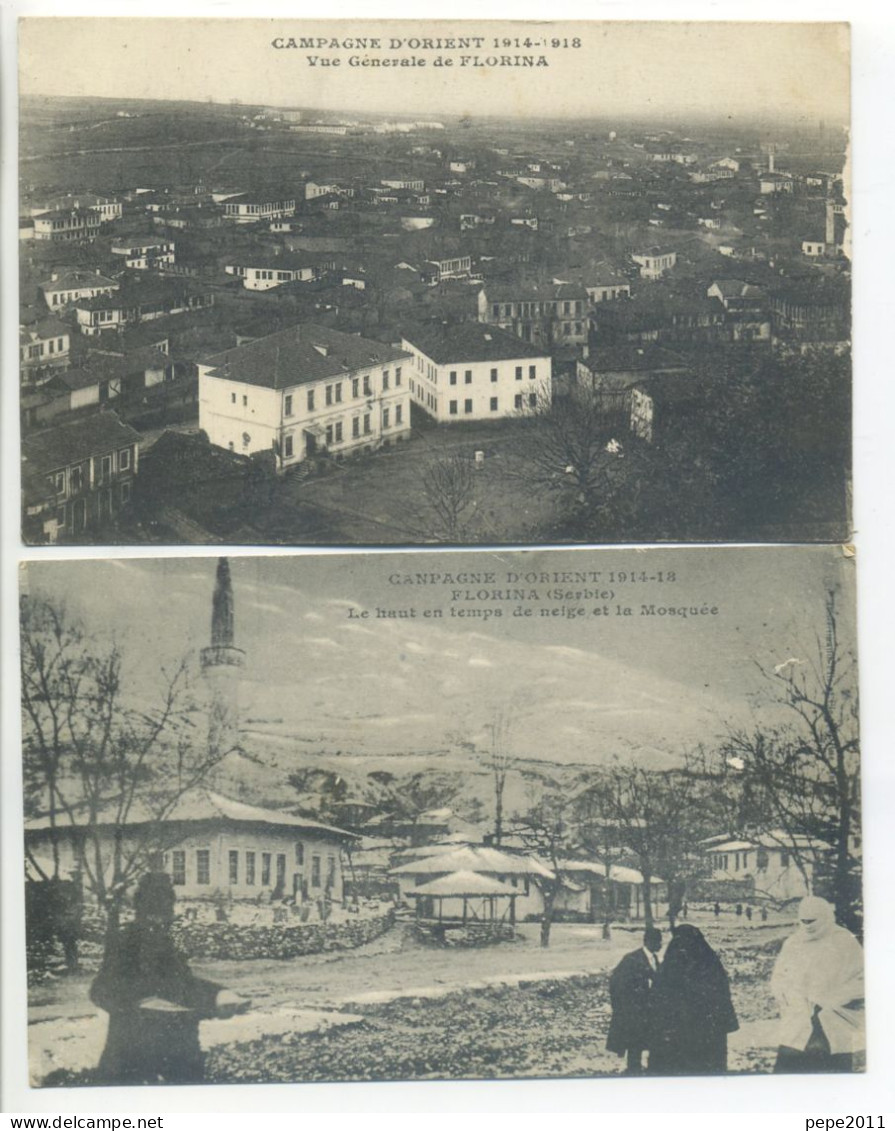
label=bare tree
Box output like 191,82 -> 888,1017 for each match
505,385 -> 645,533
512,786 -> 571,948
573,794 -> 631,941
721,590 -> 861,930
20,595 -> 235,935
485,711 -> 514,846
580,760 -> 706,929
416,451 -> 478,542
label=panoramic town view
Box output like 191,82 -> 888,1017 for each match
21,549 -> 862,1085
19,21 -> 851,546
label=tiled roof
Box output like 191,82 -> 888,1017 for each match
481,281 -> 588,302
402,322 -> 546,364
22,411 -> 141,475
201,323 -> 410,390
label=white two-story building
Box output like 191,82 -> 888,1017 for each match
199,324 -> 412,467
401,323 -> 551,423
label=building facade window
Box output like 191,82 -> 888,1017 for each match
119,448 -> 131,471
311,856 -> 322,887
395,404 -> 403,425
515,367 -> 523,380
490,368 -> 498,382
283,434 -> 293,458
246,851 -> 256,885
464,399 -> 473,414
171,850 -> 186,886
449,371 -> 457,386
363,414 -> 371,434
261,852 -> 272,886
490,397 -> 498,411
196,849 -> 211,885
449,400 -> 458,415
295,842 -> 304,866
284,394 -> 293,416
229,849 -> 239,885
383,408 -> 390,429
465,370 -> 472,384
352,418 -> 360,438
307,390 -> 315,411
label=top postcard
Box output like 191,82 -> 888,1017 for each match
18,19 -> 851,547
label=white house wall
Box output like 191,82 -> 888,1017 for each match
26,825 -> 346,905
401,341 -> 552,423
200,363 -> 412,465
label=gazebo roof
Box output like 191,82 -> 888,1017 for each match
390,845 -> 553,879
407,870 -> 519,898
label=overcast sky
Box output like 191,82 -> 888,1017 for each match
23,547 -> 855,767
19,19 -> 849,126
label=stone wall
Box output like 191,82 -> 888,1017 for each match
412,921 -> 516,947
171,908 -> 395,960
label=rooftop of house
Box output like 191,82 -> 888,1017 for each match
76,278 -> 208,310
41,270 -> 119,292
709,279 -> 766,301
480,281 -> 588,302
22,411 -> 141,476
56,362 -> 125,392
201,323 -> 411,390
580,344 -> 688,374
33,208 -> 101,223
20,317 -> 70,344
402,321 -> 546,364
25,789 -> 358,842
630,372 -> 701,404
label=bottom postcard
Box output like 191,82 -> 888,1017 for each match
18,546 -> 863,1086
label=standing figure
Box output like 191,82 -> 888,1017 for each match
771,896 -> 864,1074
606,927 -> 662,1075
648,924 -> 739,1075
90,872 -> 249,1085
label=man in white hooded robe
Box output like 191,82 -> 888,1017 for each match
771,895 -> 864,1073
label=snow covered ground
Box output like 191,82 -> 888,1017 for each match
28,915 -> 805,1086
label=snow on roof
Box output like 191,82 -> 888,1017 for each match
557,859 -> 659,886
407,870 -> 519,897
25,789 -> 357,841
390,844 -> 553,879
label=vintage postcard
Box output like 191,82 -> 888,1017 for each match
18,19 -> 850,547
20,546 -> 862,1086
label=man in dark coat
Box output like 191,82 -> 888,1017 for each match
606,927 -> 663,1075
90,872 -> 249,1085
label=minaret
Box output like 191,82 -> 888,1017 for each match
200,558 -> 245,756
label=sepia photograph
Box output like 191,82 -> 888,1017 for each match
18,19 -> 851,547
20,547 -> 863,1086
